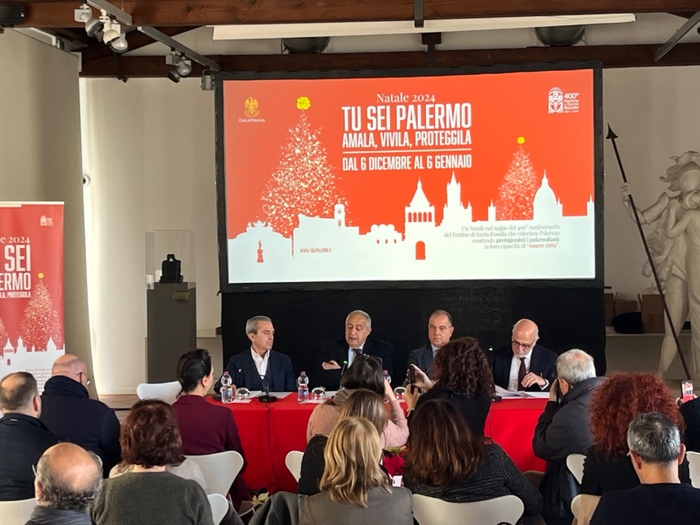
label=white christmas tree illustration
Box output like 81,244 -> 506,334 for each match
495,137 -> 539,221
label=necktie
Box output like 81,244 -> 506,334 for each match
517,357 -> 527,391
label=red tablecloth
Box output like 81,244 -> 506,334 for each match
209,395 -> 548,493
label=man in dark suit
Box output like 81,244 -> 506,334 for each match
218,315 -> 296,392
489,318 -> 557,391
40,354 -> 121,477
317,310 -> 394,390
0,372 -> 59,501
407,309 -> 454,380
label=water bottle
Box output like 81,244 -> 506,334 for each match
297,371 -> 309,404
221,371 -> 233,404
384,370 -> 391,385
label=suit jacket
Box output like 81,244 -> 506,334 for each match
407,343 -> 435,380
489,344 -> 557,392
218,349 -> 296,392
40,375 -> 121,476
0,413 -> 59,501
316,337 -> 394,390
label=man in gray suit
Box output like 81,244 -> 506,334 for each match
407,310 -> 454,380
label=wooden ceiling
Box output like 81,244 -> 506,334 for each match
10,1 -> 700,77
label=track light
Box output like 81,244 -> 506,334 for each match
166,69 -> 181,83
201,70 -> 214,91
74,3 -> 103,37
165,49 -> 191,83
102,19 -> 121,44
110,32 -> 128,52
176,58 -> 192,76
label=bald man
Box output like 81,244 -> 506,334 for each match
40,355 -> 120,476
0,372 -> 59,501
27,443 -> 103,525
489,319 -> 558,392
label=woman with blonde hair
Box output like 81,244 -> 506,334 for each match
299,417 -> 413,524
298,389 -> 388,495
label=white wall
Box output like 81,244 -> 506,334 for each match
81,78 -> 218,393
603,66 -> 700,299
82,66 -> 700,393
0,30 -> 94,391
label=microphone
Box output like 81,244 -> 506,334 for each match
339,360 -> 348,377
258,374 -> 277,403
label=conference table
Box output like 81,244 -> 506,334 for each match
208,394 -> 548,493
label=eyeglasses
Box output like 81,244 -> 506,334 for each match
78,372 -> 91,386
32,464 -> 37,477
511,340 -> 534,350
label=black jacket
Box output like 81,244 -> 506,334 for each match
316,337 -> 394,390
217,349 -> 296,392
40,375 -> 121,476
489,344 -> 557,392
0,413 -> 59,501
532,376 -> 606,525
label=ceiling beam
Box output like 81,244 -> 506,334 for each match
79,42 -> 700,78
18,1 -> 700,28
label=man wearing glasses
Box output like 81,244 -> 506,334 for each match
39,355 -> 121,477
489,319 -> 557,391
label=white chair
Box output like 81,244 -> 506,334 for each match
413,494 -> 524,525
0,498 -> 37,525
186,451 -> 244,497
207,493 -> 229,525
566,453 -> 586,484
686,450 -> 700,488
285,450 -> 304,481
571,494 -> 600,525
135,381 -> 181,404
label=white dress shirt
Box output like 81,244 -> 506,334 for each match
251,347 -> 270,378
347,343 -> 366,367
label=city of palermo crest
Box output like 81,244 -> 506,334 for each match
244,97 -> 260,117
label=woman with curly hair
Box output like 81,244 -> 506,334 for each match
404,399 -> 541,525
91,400 -> 214,525
580,372 -> 691,495
299,417 -> 412,525
405,336 -> 494,436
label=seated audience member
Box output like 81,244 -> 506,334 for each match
407,310 -> 454,380
91,400 -> 214,525
678,395 -> 700,452
27,443 -> 102,525
580,373 -> 691,496
489,319 -> 557,392
590,412 -> 700,524
403,399 -> 542,525
172,349 -> 250,508
532,349 -> 605,525
306,355 -> 407,447
405,337 -> 493,437
0,372 -> 59,501
298,389 -> 388,496
317,310 -> 394,390
299,417 -> 412,525
216,316 -> 295,392
40,354 -> 121,476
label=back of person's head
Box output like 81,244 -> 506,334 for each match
35,443 -> 103,511
433,337 -> 494,395
556,349 -> 596,386
120,399 -> 185,468
0,371 -> 38,413
320,417 -> 388,507
590,373 -> 684,458
176,349 -> 212,393
340,355 -> 384,396
404,399 -> 484,487
338,389 -> 388,435
627,412 -> 682,464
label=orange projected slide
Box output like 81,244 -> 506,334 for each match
221,68 -> 597,285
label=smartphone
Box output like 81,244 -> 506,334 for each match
408,366 -> 416,394
682,380 -> 694,402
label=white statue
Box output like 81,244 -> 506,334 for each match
621,152 -> 700,377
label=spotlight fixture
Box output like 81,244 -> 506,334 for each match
176,58 -> 192,76
74,3 -> 103,37
165,49 -> 191,83
166,70 -> 181,83
110,31 -> 128,53
201,70 -> 214,91
102,19 -> 121,44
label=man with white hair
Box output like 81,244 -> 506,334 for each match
27,443 -> 103,525
532,349 -> 605,525
40,354 -> 121,476
591,412 -> 700,524
317,310 -> 394,390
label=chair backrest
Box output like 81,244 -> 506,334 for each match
135,381 -> 181,404
570,494 -> 601,525
412,494 -> 524,525
285,451 -> 304,481
686,451 -> 700,488
566,453 -> 586,484
0,498 -> 37,525
186,451 -> 244,497
207,493 -> 229,525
